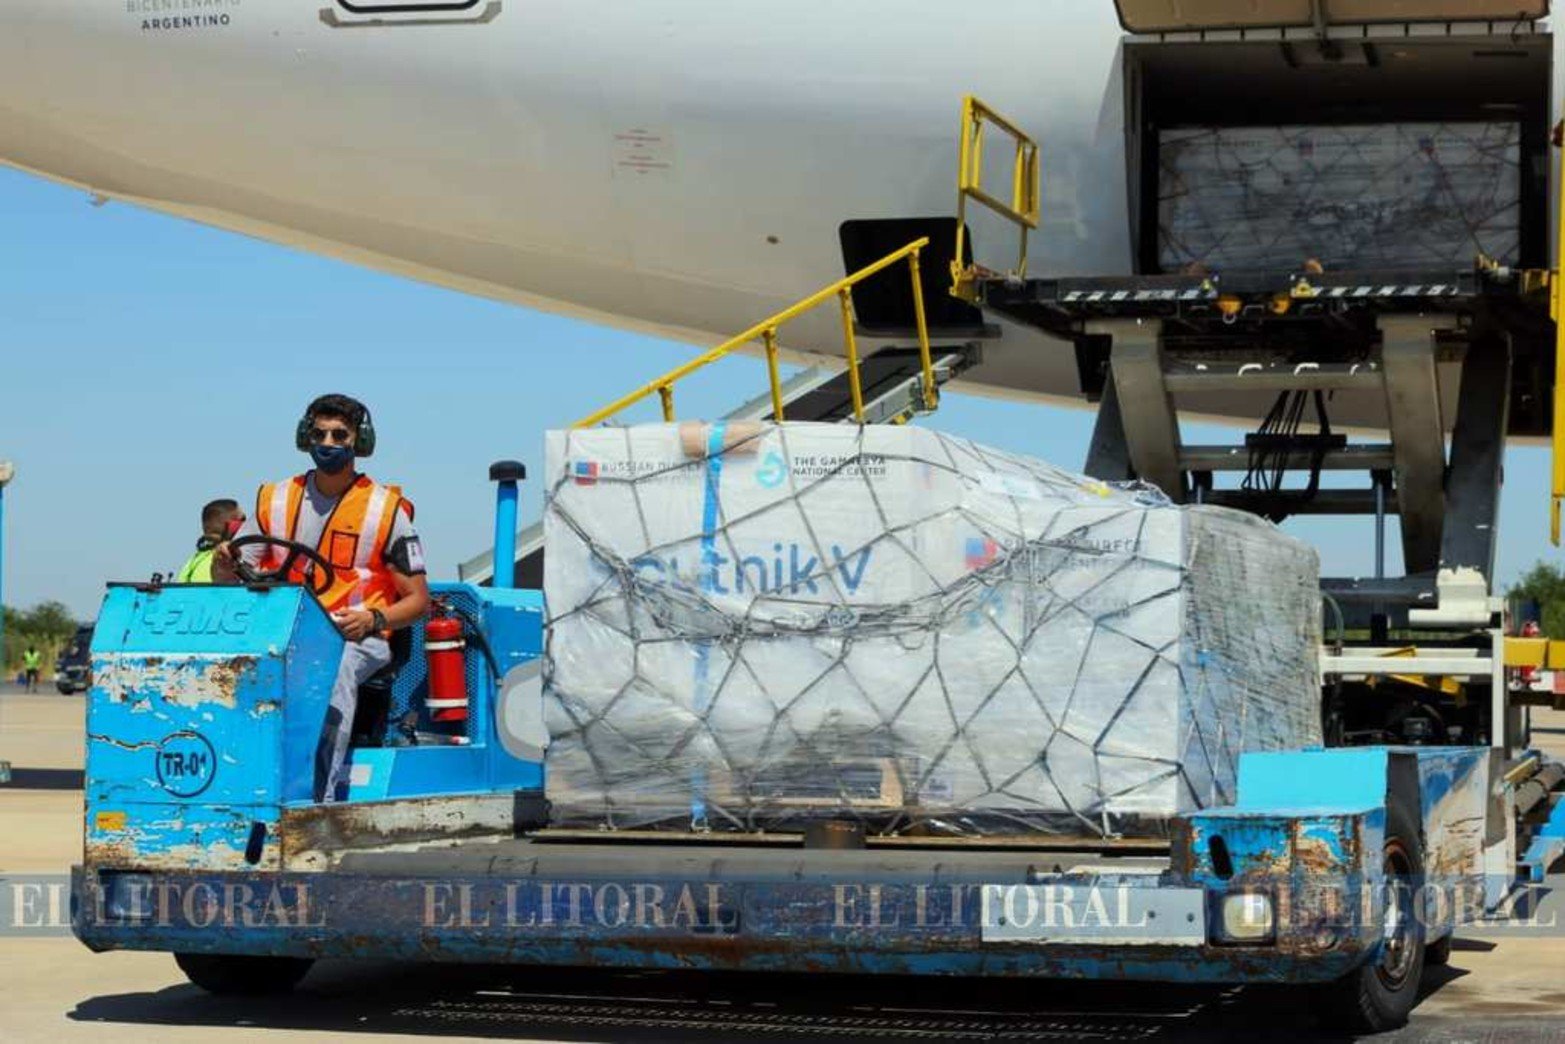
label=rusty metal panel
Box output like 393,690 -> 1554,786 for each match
1180,808 -> 1379,961
86,805 -> 280,872
73,862 -> 1371,984
89,651 -> 277,805
280,792 -> 527,870
1413,747 -> 1491,880
84,584 -> 340,871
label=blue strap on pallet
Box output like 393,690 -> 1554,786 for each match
689,422 -> 728,831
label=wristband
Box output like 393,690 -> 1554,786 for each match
371,608 -> 389,633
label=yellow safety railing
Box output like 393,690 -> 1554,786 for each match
1553,124 -> 1565,543
573,238 -> 936,428
952,94 -> 1041,302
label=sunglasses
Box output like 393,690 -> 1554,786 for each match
310,427 -> 353,445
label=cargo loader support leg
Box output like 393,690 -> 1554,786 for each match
1093,319 -> 1184,501
1439,334 -> 1511,581
1379,315 -> 1454,575
1084,376 -> 1134,483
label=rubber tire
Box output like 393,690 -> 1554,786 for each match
173,952 -> 314,995
55,681 -> 74,695
1424,932 -> 1452,967
1315,799 -> 1426,1034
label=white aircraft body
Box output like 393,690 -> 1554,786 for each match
0,1 -> 1555,430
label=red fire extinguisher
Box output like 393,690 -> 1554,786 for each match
424,604 -> 468,723
1518,619 -> 1542,689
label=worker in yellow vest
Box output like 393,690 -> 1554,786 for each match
218,394 -> 429,802
22,646 -> 41,693
176,499 -> 246,583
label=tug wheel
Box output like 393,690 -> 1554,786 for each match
174,952 -> 314,995
1315,799 -> 1425,1033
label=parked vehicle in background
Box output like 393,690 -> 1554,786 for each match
55,624 -> 94,694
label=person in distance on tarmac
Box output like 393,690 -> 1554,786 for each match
176,498 -> 245,583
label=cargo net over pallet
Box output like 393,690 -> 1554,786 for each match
542,423 -> 1322,838
1159,122 -> 1521,272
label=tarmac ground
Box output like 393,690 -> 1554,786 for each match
3,682 -> 1565,1043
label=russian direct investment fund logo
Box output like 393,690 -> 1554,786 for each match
756,451 -> 787,489
571,461 -> 600,487
965,537 -> 1001,571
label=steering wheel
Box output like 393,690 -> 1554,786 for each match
228,534 -> 335,597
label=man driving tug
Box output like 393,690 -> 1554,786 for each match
219,393 -> 430,802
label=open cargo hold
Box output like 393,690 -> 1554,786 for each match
542,423 -> 1322,838
1121,28 -> 1549,273
1114,1 -> 1549,34
1158,121 -> 1521,271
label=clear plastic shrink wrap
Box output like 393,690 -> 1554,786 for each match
543,422 -> 1321,837
1158,122 -> 1520,272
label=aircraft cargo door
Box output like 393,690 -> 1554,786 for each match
1118,14 -> 1551,274
1114,1 -> 1547,34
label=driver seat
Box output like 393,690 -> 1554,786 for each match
351,628 -> 411,748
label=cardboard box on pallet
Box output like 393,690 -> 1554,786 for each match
542,422 -> 1322,837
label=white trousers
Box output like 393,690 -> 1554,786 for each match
315,635 -> 391,803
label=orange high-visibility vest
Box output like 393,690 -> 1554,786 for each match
254,474 -> 408,614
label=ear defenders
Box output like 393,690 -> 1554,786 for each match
295,396 -> 377,458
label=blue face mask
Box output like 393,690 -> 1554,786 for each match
310,443 -> 355,475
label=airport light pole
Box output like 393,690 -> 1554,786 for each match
0,460 -> 12,785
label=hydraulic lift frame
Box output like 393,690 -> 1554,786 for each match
979,263 -> 1549,634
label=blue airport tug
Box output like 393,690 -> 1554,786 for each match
69,458 -> 1565,1034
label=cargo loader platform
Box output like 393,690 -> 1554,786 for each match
973,262 -> 1555,638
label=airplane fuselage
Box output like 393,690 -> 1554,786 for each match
1,3 -> 1559,433
0,2 -> 1129,406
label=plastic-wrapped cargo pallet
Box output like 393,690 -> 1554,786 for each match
543,422 -> 1322,838
1158,122 -> 1521,272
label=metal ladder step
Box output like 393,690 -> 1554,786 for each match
774,344 -> 979,424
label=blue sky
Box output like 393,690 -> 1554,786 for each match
0,166 -> 1556,619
